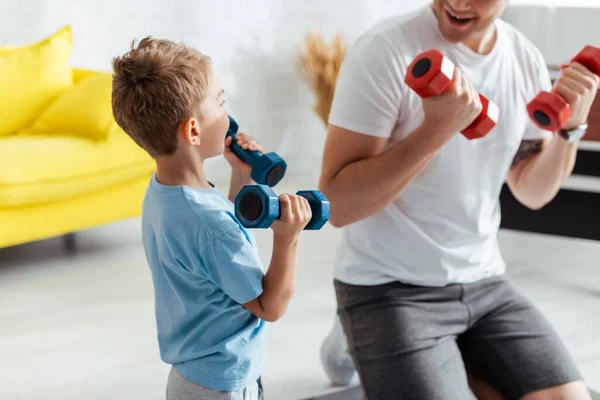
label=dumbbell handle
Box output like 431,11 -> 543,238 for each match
227,117 -> 264,165
426,70 -> 496,139
545,46 -> 600,103
273,192 -> 329,230
405,50 -> 498,140
571,45 -> 600,76
271,195 -> 306,220
235,185 -> 330,230
527,45 -> 600,131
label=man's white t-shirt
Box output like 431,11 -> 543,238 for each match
329,6 -> 552,287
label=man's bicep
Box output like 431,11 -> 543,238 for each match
319,124 -> 389,187
506,138 -> 548,188
327,33 -> 404,139
510,139 -> 545,169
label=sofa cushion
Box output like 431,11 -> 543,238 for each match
0,26 -> 74,137
30,73 -> 114,141
0,124 -> 154,207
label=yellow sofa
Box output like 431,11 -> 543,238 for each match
0,26 -> 154,248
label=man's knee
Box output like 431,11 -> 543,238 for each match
467,373 -> 504,400
520,381 -> 591,400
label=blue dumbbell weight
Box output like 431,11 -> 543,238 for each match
234,185 -> 330,230
227,115 -> 287,187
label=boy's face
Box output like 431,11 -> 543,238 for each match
180,67 -> 229,159
196,68 -> 229,159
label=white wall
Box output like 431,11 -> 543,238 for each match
501,2 -> 600,66
4,1 -> 599,182
0,0 -> 430,183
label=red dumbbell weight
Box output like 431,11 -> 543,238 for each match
405,49 -> 499,140
527,45 -> 600,132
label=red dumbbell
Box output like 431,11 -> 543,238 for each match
405,49 -> 499,140
527,45 -> 600,132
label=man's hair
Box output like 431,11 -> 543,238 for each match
111,37 -> 212,156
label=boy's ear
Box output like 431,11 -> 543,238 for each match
181,117 -> 202,146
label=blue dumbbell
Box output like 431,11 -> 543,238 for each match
235,185 -> 330,230
227,115 -> 287,187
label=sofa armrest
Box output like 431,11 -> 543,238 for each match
72,68 -> 107,84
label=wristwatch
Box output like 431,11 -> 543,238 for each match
558,123 -> 588,143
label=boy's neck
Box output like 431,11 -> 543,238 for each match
155,151 -> 212,189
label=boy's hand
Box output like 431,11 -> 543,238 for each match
271,194 -> 312,238
224,132 -> 262,178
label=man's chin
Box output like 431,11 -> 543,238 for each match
440,26 -> 471,43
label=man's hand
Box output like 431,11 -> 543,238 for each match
555,62 -> 600,131
224,132 -> 262,180
421,67 -> 483,137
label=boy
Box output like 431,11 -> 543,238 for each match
111,37 -> 311,400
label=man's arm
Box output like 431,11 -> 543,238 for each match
506,61 -> 599,209
318,123 -> 453,227
506,137 -> 577,210
320,68 -> 484,227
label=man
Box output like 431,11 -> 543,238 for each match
318,0 -> 599,399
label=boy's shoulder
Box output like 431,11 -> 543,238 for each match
180,186 -> 239,240
143,179 -> 241,245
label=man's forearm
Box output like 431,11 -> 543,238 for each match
322,123 -> 454,227
511,136 -> 578,209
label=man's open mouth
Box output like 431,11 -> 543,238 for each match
446,9 -> 477,26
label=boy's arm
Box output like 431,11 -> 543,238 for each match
224,132 -> 260,202
243,194 -> 311,322
201,195 -> 308,324
243,234 -> 299,322
228,170 -> 252,203
202,194 -> 309,322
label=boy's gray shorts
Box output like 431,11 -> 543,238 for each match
166,367 -> 263,400
335,275 -> 583,400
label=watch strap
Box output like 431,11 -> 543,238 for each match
558,123 -> 588,142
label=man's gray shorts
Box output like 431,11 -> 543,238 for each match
335,275 -> 583,400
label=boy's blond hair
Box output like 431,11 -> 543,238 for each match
111,37 -> 212,156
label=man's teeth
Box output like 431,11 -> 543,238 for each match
449,11 -> 472,20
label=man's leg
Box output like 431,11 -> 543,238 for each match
521,382 -> 591,400
334,279 -> 477,400
320,315 -> 509,399
457,277 -> 589,400
468,374 -> 505,400
320,315 -> 356,386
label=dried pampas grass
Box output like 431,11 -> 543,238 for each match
297,30 -> 347,127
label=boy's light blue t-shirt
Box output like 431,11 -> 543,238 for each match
141,173 -> 267,391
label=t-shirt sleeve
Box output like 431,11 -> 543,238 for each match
328,32 -> 405,138
200,226 -> 264,304
522,46 -> 554,141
